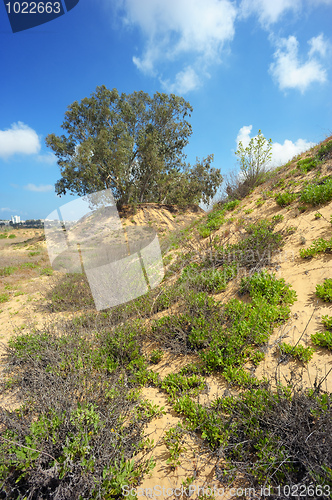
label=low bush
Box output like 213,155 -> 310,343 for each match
49,273 -> 95,311
0,321 -> 155,499
215,219 -> 284,270
297,157 -> 318,173
311,315 -> 332,350
0,266 -> 18,276
173,384 -> 332,488
0,233 -> 8,239
275,191 -> 298,207
317,139 -> 332,161
316,278 -> 332,302
0,293 -> 10,303
311,330 -> 332,351
300,177 -> 332,205
279,342 -> 314,363
300,236 -> 332,258
178,262 -> 236,293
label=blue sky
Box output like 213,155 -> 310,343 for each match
0,0 -> 332,220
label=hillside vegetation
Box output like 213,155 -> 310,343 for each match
1,136 -> 332,498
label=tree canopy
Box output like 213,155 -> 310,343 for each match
46,86 -> 222,206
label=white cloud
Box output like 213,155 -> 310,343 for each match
115,0 -> 237,92
24,184 -> 53,192
236,125 -> 253,148
308,33 -> 330,58
239,0 -> 300,25
0,207 -> 18,213
235,125 -> 315,167
0,122 -> 41,159
271,138 -> 316,166
160,66 -> 202,94
269,35 -> 328,93
36,152 -> 57,165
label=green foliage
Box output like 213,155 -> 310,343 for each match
46,85 -> 222,206
40,267 -> 53,276
240,271 -> 297,306
279,342 -> 314,363
161,372 -> 206,400
149,349 -> 164,364
311,330 -> 332,351
0,233 -> 8,239
311,315 -> 332,350
300,177 -> 332,205
272,214 -> 284,223
223,199 -> 240,211
299,236 -> 332,258
50,273 -> 94,311
316,278 -> 332,302
173,386 -> 332,488
164,424 -> 186,469
216,218 -> 284,270
297,157 -> 318,173
256,197 -> 265,207
317,140 -> 332,160
20,262 -> 38,269
0,293 -> 10,303
235,129 -> 272,187
0,266 -> 18,276
179,263 -> 236,293
8,234 -> 16,239
275,191 -> 298,207
322,314 -> 332,330
0,321 -> 155,498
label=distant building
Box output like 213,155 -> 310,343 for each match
11,215 -> 20,224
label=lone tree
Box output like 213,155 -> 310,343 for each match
46,86 -> 222,206
235,129 -> 272,187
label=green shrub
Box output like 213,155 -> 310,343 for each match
279,342 -> 314,363
0,266 -> 18,276
0,293 -> 10,303
256,197 -> 265,207
150,349 -> 164,364
223,199 -> 240,211
311,330 -> 332,351
275,191 -> 297,207
0,321 -> 156,498
8,234 -> 16,239
0,233 -> 8,239
50,273 -> 94,311
300,177 -> 332,205
216,219 -> 284,270
316,278 -> 332,302
311,315 -> 332,350
173,385 -> 332,488
179,263 -> 236,293
40,267 -> 53,276
272,214 -> 284,223
322,314 -> 332,330
297,157 -> 318,173
317,140 -> 332,160
299,236 -> 332,258
240,271 -> 297,306
20,262 -> 38,269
